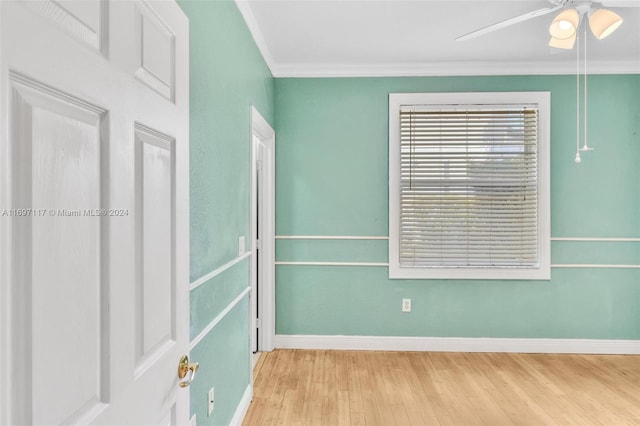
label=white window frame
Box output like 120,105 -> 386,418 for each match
388,92 -> 551,280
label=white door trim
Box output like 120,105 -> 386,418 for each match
250,106 -> 275,352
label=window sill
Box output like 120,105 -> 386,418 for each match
389,265 -> 551,280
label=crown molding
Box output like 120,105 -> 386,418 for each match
234,1 -> 639,78
234,0 -> 276,73
271,60 -> 640,78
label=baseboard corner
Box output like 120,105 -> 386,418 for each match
229,384 -> 253,426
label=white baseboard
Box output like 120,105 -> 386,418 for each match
275,334 -> 640,355
229,384 -> 253,426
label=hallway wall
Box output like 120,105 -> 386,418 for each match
179,0 -> 274,423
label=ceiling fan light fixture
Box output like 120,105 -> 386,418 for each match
589,8 -> 623,39
549,33 -> 576,49
549,8 -> 579,39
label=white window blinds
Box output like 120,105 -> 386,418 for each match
399,105 -> 539,268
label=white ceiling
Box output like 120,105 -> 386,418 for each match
235,0 -> 640,77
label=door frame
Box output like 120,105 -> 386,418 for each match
249,106 -> 275,353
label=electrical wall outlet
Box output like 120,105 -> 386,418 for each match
402,298 -> 411,312
238,235 -> 245,256
207,387 -> 215,416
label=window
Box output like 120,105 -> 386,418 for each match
388,92 -> 550,280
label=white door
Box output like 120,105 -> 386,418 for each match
0,1 -> 190,424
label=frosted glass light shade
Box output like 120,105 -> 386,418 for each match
549,8 -> 579,39
549,34 -> 576,49
589,9 -> 623,39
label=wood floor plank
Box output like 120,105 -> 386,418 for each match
394,357 -> 441,425
406,352 -> 455,425
346,352 -> 366,426
359,354 -> 384,425
336,390 -> 351,426
321,351 -> 338,426
243,350 -> 640,426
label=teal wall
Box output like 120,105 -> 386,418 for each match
178,0 -> 273,424
274,75 -> 640,339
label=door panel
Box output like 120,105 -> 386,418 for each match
135,2 -> 175,100
0,1 -> 189,424
135,124 -> 176,372
31,106 -> 104,425
11,73 -> 109,425
25,0 -> 108,53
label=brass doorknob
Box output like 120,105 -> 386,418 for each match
178,355 -> 199,388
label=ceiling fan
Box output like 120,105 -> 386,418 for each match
456,0 -> 632,49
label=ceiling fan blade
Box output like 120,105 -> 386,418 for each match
456,5 -> 564,42
598,0 -> 640,6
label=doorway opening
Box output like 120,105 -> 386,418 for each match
249,106 -> 275,362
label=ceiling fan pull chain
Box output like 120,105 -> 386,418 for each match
575,27 -> 581,163
582,21 -> 593,152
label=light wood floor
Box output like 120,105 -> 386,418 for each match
243,349 -> 640,425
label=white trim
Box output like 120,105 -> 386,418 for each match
252,352 -> 261,370
189,287 -> 251,350
239,0 -> 640,4
189,252 -> 251,291
250,106 -> 274,141
250,106 -> 276,353
189,414 -> 196,426
551,237 -> 640,242
273,236 -> 640,270
271,60 -> 640,78
276,261 -> 389,267
552,264 -> 640,269
275,335 -> 640,355
229,384 -> 253,426
276,235 -> 388,240
277,236 -> 639,242
275,261 -> 640,269
233,0 -> 275,73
